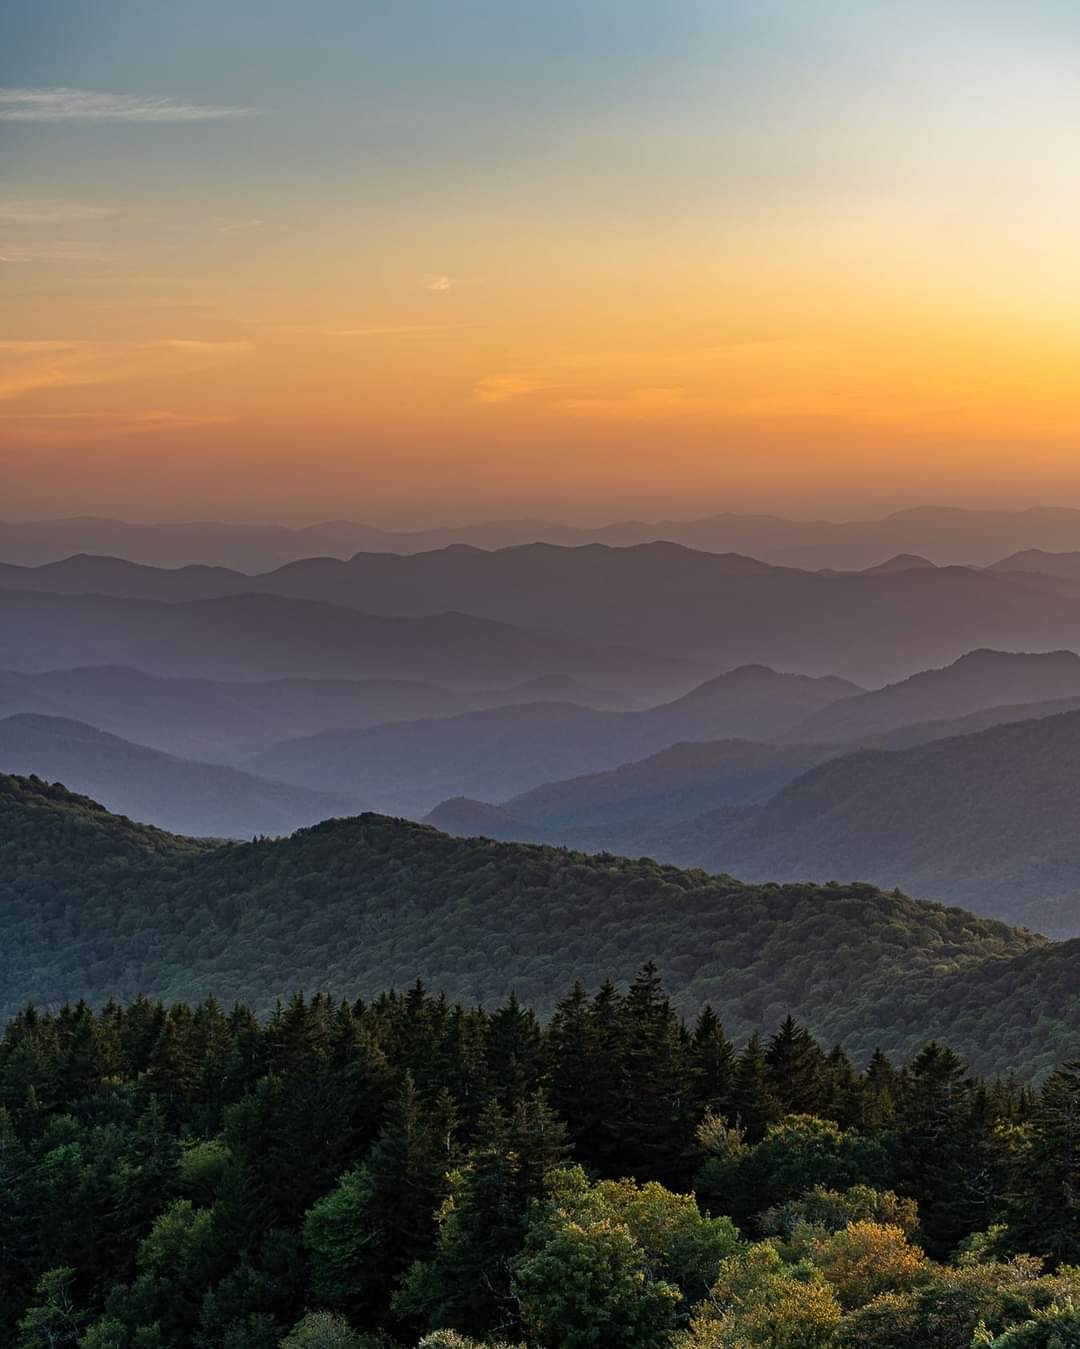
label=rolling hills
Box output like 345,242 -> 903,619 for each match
7,542 -> 1080,685
0,665 -> 636,763
675,709 -> 1080,937
0,588 -> 705,696
0,713 -> 358,837
990,549 -> 1080,579
790,647 -> 1080,742
423,738 -> 834,853
249,666 -> 859,814
11,504 -> 1080,569
0,771 -> 1074,1076
423,652 -> 1080,860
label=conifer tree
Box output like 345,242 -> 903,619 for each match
766,1015 -> 829,1118
894,1041 -> 978,1254
731,1031 -> 780,1142
687,1005 -> 736,1122
1011,1059 -> 1080,1265
617,962 -> 687,1185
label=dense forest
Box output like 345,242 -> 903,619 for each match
4,773 -> 1079,1077
4,970 -> 1079,1347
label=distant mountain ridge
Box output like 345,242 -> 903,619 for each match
0,665 -> 637,763
11,504 -> 1080,569
0,588 -> 706,698
424,738 -> 835,852
991,549 -> 1080,580
672,708 -> 1080,938
791,648 -> 1080,742
249,666 -> 860,815
422,652 -> 1080,938
0,713 -> 357,837
8,543 -> 1080,685
2,771 -> 1073,1078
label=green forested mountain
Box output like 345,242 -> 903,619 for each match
1,773 -> 1075,1077
674,708 -> 1080,938
4,971 -> 1080,1349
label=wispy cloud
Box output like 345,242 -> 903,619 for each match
423,274 -> 457,292
0,200 -> 114,224
0,409 -> 234,441
0,243 -> 110,264
0,339 -> 252,401
472,372 -> 549,404
553,386 -> 706,419
0,87 -> 258,123
472,341 -> 809,417
267,323 -> 469,339
214,217 -> 263,234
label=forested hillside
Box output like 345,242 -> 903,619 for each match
4,972 -> 1080,1348
683,708 -> 1080,937
2,773 -> 1075,1076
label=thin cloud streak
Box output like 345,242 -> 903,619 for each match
267,323 -> 472,338
0,87 -> 258,122
0,339 -> 252,401
0,200 -> 114,224
0,409 -> 235,442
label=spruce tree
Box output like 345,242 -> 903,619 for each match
1011,1059 -> 1080,1265
765,1015 -> 829,1117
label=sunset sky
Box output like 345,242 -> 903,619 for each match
3,0 -> 1080,524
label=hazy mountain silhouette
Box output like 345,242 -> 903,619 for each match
792,649 -> 1080,743
675,710 -> 1080,937
459,673 -> 642,712
860,553 -> 937,573
0,713 -> 357,837
423,737 -> 833,852
11,504 -> 1080,569
0,666 -> 480,761
0,589 -> 706,697
426,674 -> 1080,889
250,666 -> 859,815
0,666 -> 636,763
9,544 -> 1080,684
991,549 -> 1080,580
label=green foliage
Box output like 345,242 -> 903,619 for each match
833,1258 -> 1080,1348
697,1112 -> 890,1225
16,1267 -> 86,1349
511,1167 -> 743,1346
0,773 -> 1070,1078
2,968 -> 1079,1349
416,1334 -> 523,1349
1008,1061 -> 1080,1266
978,1304 -> 1080,1346
396,1094 -> 569,1339
760,1184 -> 919,1245
674,1243 -> 841,1347
278,1311 -> 369,1349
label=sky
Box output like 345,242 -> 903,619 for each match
2,0 -> 1080,525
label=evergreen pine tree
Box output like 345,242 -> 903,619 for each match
1011,1059 -> 1080,1265
765,1015 -> 829,1117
